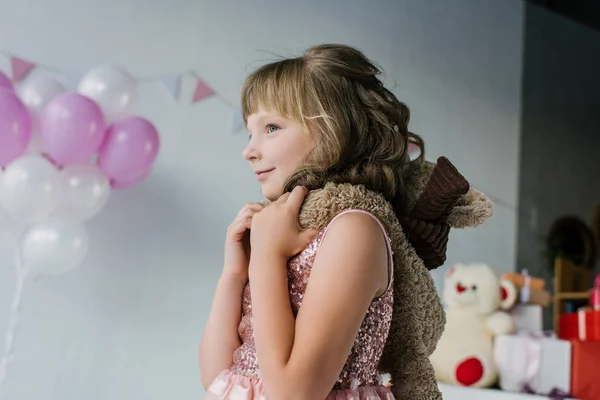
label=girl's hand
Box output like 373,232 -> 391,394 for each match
223,202 -> 265,282
250,186 -> 317,261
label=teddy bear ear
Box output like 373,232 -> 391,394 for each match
446,187 -> 493,229
447,266 -> 456,278
446,264 -> 461,279
499,279 -> 518,310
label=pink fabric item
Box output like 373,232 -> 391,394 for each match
204,209 -> 396,399
205,370 -> 395,400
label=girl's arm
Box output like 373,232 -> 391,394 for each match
249,212 -> 390,400
198,271 -> 246,389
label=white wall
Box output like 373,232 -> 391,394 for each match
0,0 -> 523,399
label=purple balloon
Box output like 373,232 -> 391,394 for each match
0,71 -> 13,92
98,116 -> 160,185
0,91 -> 32,167
39,93 -> 107,166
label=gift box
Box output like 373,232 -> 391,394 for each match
570,340 -> 600,400
511,304 -> 543,334
502,271 -> 545,291
523,288 -> 551,307
494,333 -> 571,397
503,270 -> 550,307
559,310 -> 600,341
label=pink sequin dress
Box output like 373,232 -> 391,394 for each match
205,210 -> 395,399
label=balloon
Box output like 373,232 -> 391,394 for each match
111,167 -> 150,190
0,156 -> 62,223
98,116 -> 159,186
18,77 -> 66,157
18,76 -> 65,114
0,71 -> 13,92
0,91 -> 32,167
39,93 -> 106,166
57,164 -> 110,221
21,218 -> 89,276
24,134 -> 44,156
77,65 -> 136,122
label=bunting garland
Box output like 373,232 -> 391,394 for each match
160,74 -> 181,100
10,57 -> 35,82
0,50 -> 245,134
0,52 -> 525,225
191,78 -> 215,103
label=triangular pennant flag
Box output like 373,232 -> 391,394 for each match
10,57 -> 35,82
192,78 -> 215,103
230,109 -> 245,133
161,74 -> 181,100
64,71 -> 83,92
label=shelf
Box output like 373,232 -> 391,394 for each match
553,258 -> 594,334
555,292 -> 590,300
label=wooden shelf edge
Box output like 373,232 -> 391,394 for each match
554,291 -> 591,301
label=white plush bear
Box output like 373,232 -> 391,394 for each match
430,263 -> 517,388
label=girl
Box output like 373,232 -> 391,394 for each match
199,44 -> 489,399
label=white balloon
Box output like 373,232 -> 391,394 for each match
57,164 -> 110,222
18,76 -> 66,114
77,65 -> 136,122
0,156 -> 62,223
24,134 -> 44,156
21,218 -> 89,276
18,77 -> 65,158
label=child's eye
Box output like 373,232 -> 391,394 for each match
266,124 -> 280,134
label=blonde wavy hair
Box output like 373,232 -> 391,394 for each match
241,43 -> 424,200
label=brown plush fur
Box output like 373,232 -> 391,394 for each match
396,158 -> 436,215
398,157 -> 492,230
298,182 -> 445,399
447,187 -> 493,229
262,157 -> 492,398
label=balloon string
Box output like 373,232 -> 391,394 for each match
0,241 -> 28,397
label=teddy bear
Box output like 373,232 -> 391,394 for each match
429,262 -> 518,388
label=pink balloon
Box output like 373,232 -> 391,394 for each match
0,91 -> 32,167
39,93 -> 107,166
111,167 -> 150,190
98,116 -> 159,185
0,71 -> 13,92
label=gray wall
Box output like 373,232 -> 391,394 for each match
517,3 -> 600,330
0,0 -> 524,398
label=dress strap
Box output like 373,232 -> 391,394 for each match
323,209 -> 394,297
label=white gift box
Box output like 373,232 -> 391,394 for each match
511,304 -> 543,334
494,334 -> 571,396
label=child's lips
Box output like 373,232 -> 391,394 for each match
255,168 -> 274,181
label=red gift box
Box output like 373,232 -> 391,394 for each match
559,310 -> 600,341
570,340 -> 600,400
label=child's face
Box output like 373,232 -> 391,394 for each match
244,108 -> 314,201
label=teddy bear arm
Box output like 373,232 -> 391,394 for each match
485,311 -> 515,336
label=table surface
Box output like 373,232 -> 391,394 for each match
438,383 -> 576,399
